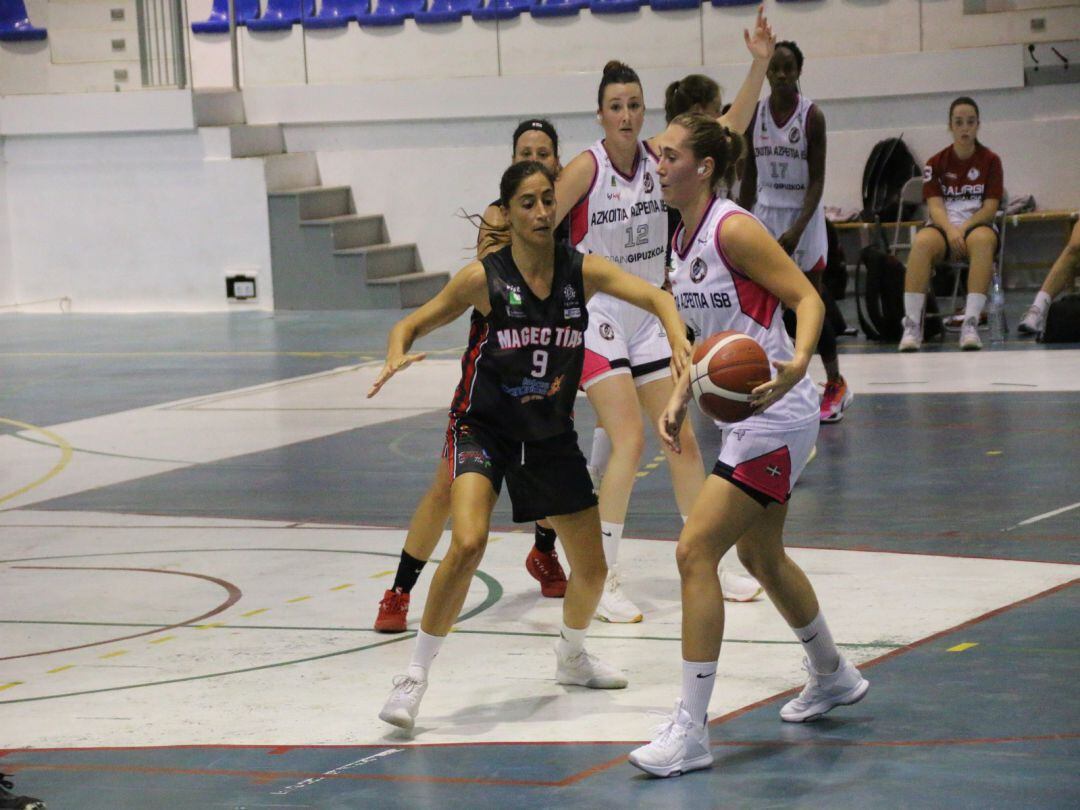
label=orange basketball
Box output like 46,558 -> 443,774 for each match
690,330 -> 771,422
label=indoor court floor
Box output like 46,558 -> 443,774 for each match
1,304 -> 1077,808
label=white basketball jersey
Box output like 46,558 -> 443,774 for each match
670,197 -> 819,429
751,95 -> 817,209
568,139 -> 669,287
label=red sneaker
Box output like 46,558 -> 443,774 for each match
525,547 -> 568,598
819,376 -> 853,424
374,589 -> 410,633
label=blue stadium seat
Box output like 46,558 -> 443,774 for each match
191,0 -> 261,33
710,0 -> 757,6
414,0 -> 483,23
247,0 -> 312,31
650,0 -> 698,9
471,0 -> 537,21
305,0 -> 367,28
531,0 -> 587,17
589,0 -> 642,13
356,0 -> 424,26
0,0 -> 46,41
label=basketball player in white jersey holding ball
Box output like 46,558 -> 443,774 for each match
740,40 -> 853,424
551,7 -> 776,622
628,113 -> 868,777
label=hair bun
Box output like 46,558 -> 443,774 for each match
603,60 -> 628,76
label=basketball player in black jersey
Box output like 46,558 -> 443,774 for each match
374,120 -> 571,636
370,161 -> 690,732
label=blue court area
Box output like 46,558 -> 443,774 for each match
1,308 -> 1078,808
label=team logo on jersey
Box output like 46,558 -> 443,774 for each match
731,429 -> 748,441
508,288 -> 523,306
599,322 -> 615,340
506,284 -> 525,319
563,284 -> 578,303
547,374 -> 565,398
643,172 -> 654,194
690,257 -> 708,284
788,128 -> 801,144
457,448 -> 491,469
967,167 -> 980,181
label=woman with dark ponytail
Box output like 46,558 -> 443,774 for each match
371,161 -> 691,733
628,113 -> 868,777
549,7 -> 776,624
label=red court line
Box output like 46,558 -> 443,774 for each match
710,733 -> 1080,749
0,566 -> 242,661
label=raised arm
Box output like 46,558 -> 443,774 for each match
367,262 -> 489,398
582,254 -> 691,377
716,5 -> 775,134
737,108 -> 760,212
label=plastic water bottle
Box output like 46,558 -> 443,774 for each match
989,271 -> 1007,344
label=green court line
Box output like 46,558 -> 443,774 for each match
0,547 -> 502,706
0,621 -> 903,650
9,431 -> 198,466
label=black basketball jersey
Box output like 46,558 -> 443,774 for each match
450,243 -> 588,441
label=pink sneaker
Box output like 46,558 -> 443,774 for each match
820,377 -> 853,423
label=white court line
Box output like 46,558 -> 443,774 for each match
1005,501 -> 1080,531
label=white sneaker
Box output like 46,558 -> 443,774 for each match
555,642 -> 628,689
1017,306 -> 1044,336
959,317 -> 983,350
898,316 -> 922,352
628,700 -> 713,777
379,673 -> 428,730
720,569 -> 763,603
780,657 -> 869,723
595,565 -> 642,623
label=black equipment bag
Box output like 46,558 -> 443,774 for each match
861,136 -> 920,223
1039,294 -> 1080,343
854,224 -> 941,343
823,219 -> 848,301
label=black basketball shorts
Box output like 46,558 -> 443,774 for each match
443,417 -> 598,523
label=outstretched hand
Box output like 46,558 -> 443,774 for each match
744,5 -> 776,62
367,352 -> 427,398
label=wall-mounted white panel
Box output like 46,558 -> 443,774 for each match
304,20 -> 499,85
47,29 -> 139,63
0,90 -> 195,136
499,10 -> 702,76
923,0 -> 1080,50
241,26 -> 307,86
0,41 -> 51,96
47,0 -> 138,31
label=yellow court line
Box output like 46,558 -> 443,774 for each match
46,665 -> 75,674
148,635 -> 176,644
99,650 -> 128,659
196,623 -> 224,630
947,642 -> 979,653
0,417 -> 74,505
286,596 -> 312,603
370,570 -> 394,579
241,608 -> 270,618
0,682 -> 23,692
330,584 -> 354,591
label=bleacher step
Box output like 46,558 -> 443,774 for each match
193,90 -> 246,127
335,242 -> 419,280
369,272 -> 451,308
264,153 -> 320,193
270,186 -> 354,219
229,124 -> 285,158
301,214 -> 387,250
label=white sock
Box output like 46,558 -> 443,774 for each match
681,659 -> 717,726
408,629 -> 444,680
590,427 -> 612,477
600,521 -> 623,567
792,612 -> 840,675
1032,290 -> 1052,315
557,622 -> 587,656
903,292 -> 925,324
964,293 -> 987,322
